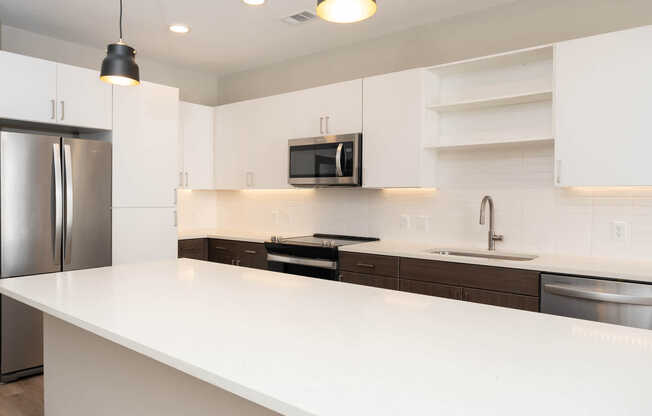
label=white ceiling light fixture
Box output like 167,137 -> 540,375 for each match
242,0 -> 265,5
169,24 -> 190,34
316,0 -> 377,23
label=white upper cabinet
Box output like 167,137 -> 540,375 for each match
57,63 -> 112,130
214,102 -> 248,190
555,25 -> 652,186
0,51 -> 57,124
214,95 -> 291,190
363,69 -> 435,188
179,102 -> 214,189
113,81 -> 179,207
289,79 -> 363,138
0,51 -> 112,129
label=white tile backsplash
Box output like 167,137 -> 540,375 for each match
181,143 -> 652,261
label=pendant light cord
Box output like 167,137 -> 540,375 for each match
119,0 -> 123,41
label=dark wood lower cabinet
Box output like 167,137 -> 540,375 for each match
340,271 -> 398,290
461,287 -> 539,312
178,239 -> 208,261
236,242 -> 268,270
399,279 -> 462,301
208,239 -> 239,265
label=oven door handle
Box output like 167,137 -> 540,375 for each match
267,254 -> 338,270
335,143 -> 343,177
543,283 -> 652,306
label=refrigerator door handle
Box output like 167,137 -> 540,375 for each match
52,143 -> 63,265
63,144 -> 73,265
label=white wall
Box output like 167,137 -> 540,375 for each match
206,143 -> 652,261
0,25 -> 219,106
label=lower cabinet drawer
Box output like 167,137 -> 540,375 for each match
462,287 -> 539,312
399,279 -> 462,301
340,271 -> 398,290
237,242 -> 267,270
208,239 -> 238,265
178,239 -> 207,261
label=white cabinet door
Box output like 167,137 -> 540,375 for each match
555,25 -> 652,186
57,63 -> 112,130
363,69 -> 434,188
113,81 -> 179,206
180,102 -> 214,189
214,103 -> 247,189
112,208 -> 177,265
290,79 -> 363,138
0,51 -> 57,123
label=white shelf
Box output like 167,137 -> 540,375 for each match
427,91 -> 552,112
424,137 -> 553,150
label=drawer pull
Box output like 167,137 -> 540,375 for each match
244,250 -> 257,255
356,262 -> 376,269
215,246 -> 228,251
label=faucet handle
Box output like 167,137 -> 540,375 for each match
492,233 -> 504,242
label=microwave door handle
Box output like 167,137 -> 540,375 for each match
335,143 -> 343,177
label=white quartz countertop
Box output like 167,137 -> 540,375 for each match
178,229 -> 271,243
1,259 -> 652,415
341,240 -> 652,284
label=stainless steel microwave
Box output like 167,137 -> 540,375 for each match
288,134 -> 362,186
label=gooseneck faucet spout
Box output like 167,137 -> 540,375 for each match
479,195 -> 503,251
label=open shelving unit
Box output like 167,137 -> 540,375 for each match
423,45 -> 554,150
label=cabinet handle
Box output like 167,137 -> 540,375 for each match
231,259 -> 235,265
173,210 -> 177,227
50,99 -> 56,120
356,262 -> 375,269
324,116 -> 330,134
237,259 -> 241,266
179,172 -> 184,187
185,172 -> 189,187
319,117 -> 324,135
244,250 -> 257,255
246,172 -> 254,187
60,101 -> 65,121
215,246 -> 228,251
556,160 -> 562,185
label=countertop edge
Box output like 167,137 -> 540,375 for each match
0,283 -> 312,416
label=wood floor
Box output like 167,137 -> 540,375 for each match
0,376 -> 43,416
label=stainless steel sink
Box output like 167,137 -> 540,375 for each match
426,249 -> 538,261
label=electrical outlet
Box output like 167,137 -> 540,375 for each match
414,216 -> 430,232
400,215 -> 410,230
611,221 -> 629,243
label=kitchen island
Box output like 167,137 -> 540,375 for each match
0,259 -> 651,415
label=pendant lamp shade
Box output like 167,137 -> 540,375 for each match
100,43 -> 140,86
316,0 -> 377,23
100,0 -> 140,86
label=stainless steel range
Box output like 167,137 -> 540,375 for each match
265,234 -> 378,280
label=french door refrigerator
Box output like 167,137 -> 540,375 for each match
0,131 -> 111,382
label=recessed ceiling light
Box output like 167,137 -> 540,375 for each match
316,0 -> 377,23
169,24 -> 190,34
243,0 -> 265,5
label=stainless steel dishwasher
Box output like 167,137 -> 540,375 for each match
541,274 -> 652,330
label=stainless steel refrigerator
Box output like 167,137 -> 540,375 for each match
0,131 -> 111,382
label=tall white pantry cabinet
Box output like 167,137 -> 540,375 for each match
112,82 -> 180,265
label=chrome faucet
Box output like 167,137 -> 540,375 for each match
479,195 -> 503,251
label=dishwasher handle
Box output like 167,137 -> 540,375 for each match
543,283 -> 652,306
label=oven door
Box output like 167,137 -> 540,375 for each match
267,254 -> 339,281
288,134 -> 361,186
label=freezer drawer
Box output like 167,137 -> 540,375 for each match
541,274 -> 652,330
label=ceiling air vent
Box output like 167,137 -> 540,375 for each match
282,10 -> 318,25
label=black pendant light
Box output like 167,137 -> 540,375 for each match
316,0 -> 377,23
100,0 -> 140,86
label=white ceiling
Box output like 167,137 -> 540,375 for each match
0,0 -> 517,75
